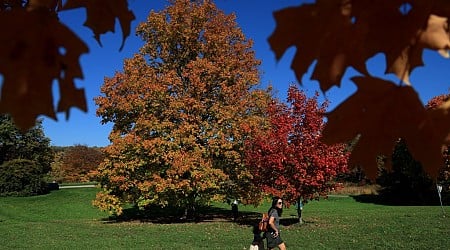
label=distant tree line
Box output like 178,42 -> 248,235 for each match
0,114 -> 105,196
50,145 -> 104,183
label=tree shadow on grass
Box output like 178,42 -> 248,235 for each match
101,204 -> 306,229
351,193 -> 442,206
100,203 -> 310,235
102,204 -> 262,226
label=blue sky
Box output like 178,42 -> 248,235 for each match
42,0 -> 450,147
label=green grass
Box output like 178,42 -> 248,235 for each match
0,189 -> 449,249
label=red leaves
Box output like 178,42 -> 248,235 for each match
246,86 -> 348,204
269,0 -> 446,89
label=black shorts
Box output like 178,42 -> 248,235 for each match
265,232 -> 284,248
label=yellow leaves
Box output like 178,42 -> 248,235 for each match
0,8 -> 88,129
322,77 -> 449,179
93,191 -> 124,215
93,0 -> 272,211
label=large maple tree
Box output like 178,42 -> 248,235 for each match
93,0 -> 271,216
245,85 -> 349,210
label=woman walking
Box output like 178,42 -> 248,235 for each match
266,197 -> 286,250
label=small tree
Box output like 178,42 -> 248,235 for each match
245,85 -> 349,222
50,150 -> 65,183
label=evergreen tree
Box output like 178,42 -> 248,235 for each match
0,114 -> 53,196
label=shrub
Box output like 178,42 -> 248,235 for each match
0,159 -> 49,196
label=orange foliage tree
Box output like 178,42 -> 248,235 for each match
54,145 -> 104,183
93,0 -> 271,215
270,0 -> 450,180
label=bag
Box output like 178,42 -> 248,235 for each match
258,212 -> 269,232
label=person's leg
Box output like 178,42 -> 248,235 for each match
278,242 -> 286,250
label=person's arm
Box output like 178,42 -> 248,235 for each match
268,215 -> 279,236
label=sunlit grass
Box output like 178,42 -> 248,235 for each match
0,188 -> 448,249
330,183 -> 380,196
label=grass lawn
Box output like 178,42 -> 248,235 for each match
0,188 -> 449,249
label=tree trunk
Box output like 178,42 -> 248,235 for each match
297,198 -> 303,224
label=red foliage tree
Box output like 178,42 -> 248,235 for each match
245,85 -> 349,219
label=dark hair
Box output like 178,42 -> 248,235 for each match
269,196 -> 283,217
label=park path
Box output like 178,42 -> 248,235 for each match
59,184 -> 96,189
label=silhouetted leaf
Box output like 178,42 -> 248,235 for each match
0,9 -> 88,129
63,0 -> 135,50
322,76 -> 448,179
268,0 -> 360,92
273,0 -> 450,178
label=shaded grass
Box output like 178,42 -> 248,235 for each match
0,188 -> 449,249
